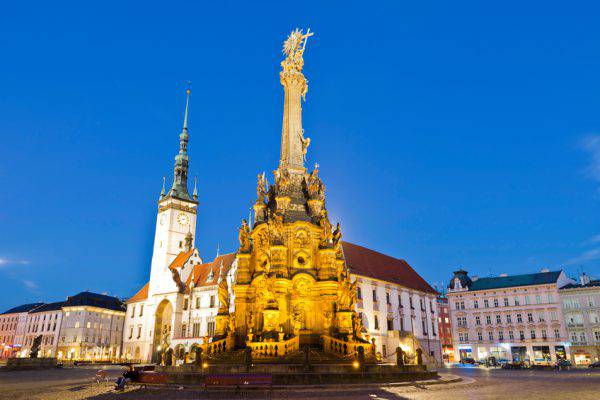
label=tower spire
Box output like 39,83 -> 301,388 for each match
166,83 -> 195,202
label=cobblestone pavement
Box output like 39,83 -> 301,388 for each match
1,366 -> 600,399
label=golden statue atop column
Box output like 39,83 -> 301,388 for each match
231,29 -> 367,356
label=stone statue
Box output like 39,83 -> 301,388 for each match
194,347 -> 203,366
323,310 -> 332,333
298,129 -> 310,162
305,164 -> 325,200
170,267 -> 186,293
256,172 -> 268,204
337,272 -> 358,310
319,210 -> 333,245
268,210 -> 285,244
416,348 -> 423,365
291,312 -> 303,335
274,168 -> 291,194
228,312 -> 236,334
217,274 -> 229,313
29,335 -> 42,358
238,219 -> 251,252
332,223 -> 342,246
396,347 -> 404,367
352,312 -> 364,340
244,347 -> 253,372
282,28 -> 313,74
247,311 -> 255,333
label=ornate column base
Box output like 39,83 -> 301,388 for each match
262,308 -> 280,332
336,310 -> 354,334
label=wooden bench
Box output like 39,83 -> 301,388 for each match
204,373 -> 273,394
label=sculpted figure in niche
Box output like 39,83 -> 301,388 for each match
268,210 -> 285,244
352,312 -> 365,340
274,168 -> 291,194
337,272 -> 358,310
332,222 -> 342,246
247,311 -> 255,333
306,163 -> 325,200
238,219 -> 251,252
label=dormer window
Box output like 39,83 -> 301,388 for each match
207,270 -> 214,282
454,278 -> 461,289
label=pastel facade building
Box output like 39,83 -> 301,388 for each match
559,275 -> 600,365
56,292 -> 125,361
447,269 -> 574,364
0,303 -> 43,358
21,302 -> 64,358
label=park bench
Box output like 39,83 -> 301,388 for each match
204,373 -> 273,393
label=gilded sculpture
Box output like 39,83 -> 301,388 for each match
217,273 -> 229,313
256,172 -> 268,204
238,219 -> 251,252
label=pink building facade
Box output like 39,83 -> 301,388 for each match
447,269 -> 574,364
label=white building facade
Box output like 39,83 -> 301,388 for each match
447,269 -> 574,364
559,275 -> 600,365
21,302 -> 64,358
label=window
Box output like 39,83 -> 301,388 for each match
458,333 -> 465,342
179,241 -> 183,249
573,298 -> 581,308
196,297 -> 201,309
209,296 -> 215,308
421,319 -> 427,335
506,314 -> 512,323
530,330 -> 536,339
397,295 -> 402,307
372,290 -> 378,302
183,299 -> 189,311
514,298 -> 520,306
136,326 -> 142,339
498,331 -> 504,340
386,292 -> 390,305
357,287 -> 362,300
547,293 -> 554,303
486,315 -> 492,325
535,295 -> 541,304
457,317 -> 467,327
554,329 -> 560,339
454,302 -> 460,310
139,305 -> 144,317
527,313 -> 533,322
524,296 -> 530,305
193,322 -> 200,337
496,315 -> 501,324
494,299 -> 499,308
410,297 -> 414,309
517,314 -> 522,323
387,318 -> 393,331
484,299 -> 489,308
519,330 -> 525,340
541,329 -> 547,339
128,327 -> 133,339
475,316 -> 481,325
181,324 -> 187,337
131,305 -> 135,318
87,322 -> 91,328
477,331 -> 483,341
579,332 -> 587,343
488,331 -> 494,341
588,297 -> 595,307
474,300 -> 479,309
538,313 -> 545,322
460,301 -> 465,310
550,311 -> 558,321
594,331 -> 600,341
503,298 -> 509,307
432,319 -> 436,336
207,320 -> 215,337
374,315 -> 379,330
75,321 -> 80,328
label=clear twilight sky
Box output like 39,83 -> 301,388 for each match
1,1 -> 599,311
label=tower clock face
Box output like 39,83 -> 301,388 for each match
177,213 -> 190,227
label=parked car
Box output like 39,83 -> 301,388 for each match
502,361 -> 527,370
557,359 -> 572,367
460,357 -> 477,365
588,361 -> 600,368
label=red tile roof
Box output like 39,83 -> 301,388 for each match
127,282 -> 149,303
186,253 -> 236,290
342,242 -> 437,294
168,249 -> 195,270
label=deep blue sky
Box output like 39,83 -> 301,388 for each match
1,1 -> 600,310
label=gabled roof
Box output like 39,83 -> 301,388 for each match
186,253 -> 236,290
127,282 -> 149,303
168,248 -> 195,270
29,302 -> 64,313
469,271 -> 562,291
64,291 -> 125,312
1,302 -> 44,315
342,242 -> 437,294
